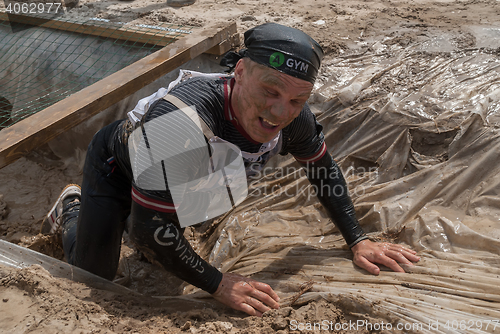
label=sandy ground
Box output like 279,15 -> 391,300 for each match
1,0 -> 500,333
0,263 -> 365,334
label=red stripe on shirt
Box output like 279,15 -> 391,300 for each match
294,142 -> 327,164
224,78 -> 232,121
131,187 -> 176,213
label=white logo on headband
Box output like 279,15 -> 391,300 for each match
286,58 -> 309,73
269,51 -> 309,73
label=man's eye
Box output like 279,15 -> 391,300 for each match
266,89 -> 278,96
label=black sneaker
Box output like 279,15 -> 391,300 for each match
40,184 -> 81,234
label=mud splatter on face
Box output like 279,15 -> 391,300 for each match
231,59 -> 312,143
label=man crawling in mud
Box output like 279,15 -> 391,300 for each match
42,23 -> 420,317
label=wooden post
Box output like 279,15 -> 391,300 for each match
0,21 -> 237,168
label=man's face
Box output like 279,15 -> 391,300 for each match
231,59 -> 313,143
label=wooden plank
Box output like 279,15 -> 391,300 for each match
0,21 -> 237,168
0,10 -> 235,55
205,32 -> 240,55
0,11 -> 192,46
205,39 -> 232,55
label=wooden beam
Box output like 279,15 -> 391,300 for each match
205,39 -> 232,55
0,21 -> 237,168
0,10 -> 235,55
204,32 -> 240,55
0,11 -> 192,46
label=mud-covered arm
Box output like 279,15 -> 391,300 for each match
298,153 -> 420,274
130,201 -> 223,294
298,152 -> 368,248
131,201 -> 280,316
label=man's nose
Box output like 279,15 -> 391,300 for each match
269,100 -> 287,119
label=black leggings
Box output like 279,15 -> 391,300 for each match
62,121 -> 131,280
61,121 -> 222,293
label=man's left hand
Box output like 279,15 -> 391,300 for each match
351,239 -> 420,275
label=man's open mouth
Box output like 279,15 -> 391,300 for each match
259,117 -> 279,129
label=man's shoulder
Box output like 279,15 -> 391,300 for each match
145,73 -> 232,135
172,74 -> 232,92
280,101 -> 324,157
167,74 -> 232,109
284,102 -> 315,133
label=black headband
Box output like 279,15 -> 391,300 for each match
220,23 -> 324,84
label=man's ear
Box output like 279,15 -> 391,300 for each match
233,59 -> 246,82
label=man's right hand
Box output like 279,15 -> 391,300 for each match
212,273 -> 280,317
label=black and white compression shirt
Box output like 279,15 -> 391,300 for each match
108,75 -> 367,293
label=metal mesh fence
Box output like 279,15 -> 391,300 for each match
0,12 -> 195,129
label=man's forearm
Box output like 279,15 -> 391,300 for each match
153,219 -> 223,293
300,153 -> 368,247
131,203 -> 223,294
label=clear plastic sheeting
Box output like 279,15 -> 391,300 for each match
0,238 -> 137,296
0,239 -> 218,313
201,47 -> 500,333
0,20 -> 165,128
2,45 -> 500,333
